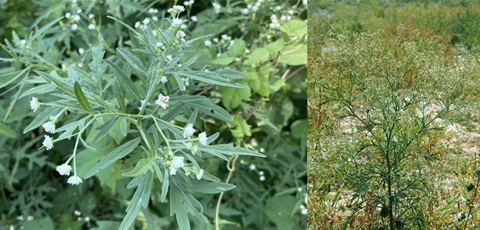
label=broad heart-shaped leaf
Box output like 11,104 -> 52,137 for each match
74,81 -> 93,114
84,137 -> 141,179
263,195 -> 297,230
247,48 -> 270,65
218,86 -> 251,110
279,19 -> 307,38
228,115 -> 251,140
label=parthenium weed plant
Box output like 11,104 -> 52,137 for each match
2,4 -> 268,230
312,25 -> 480,229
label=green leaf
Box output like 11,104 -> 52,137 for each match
279,44 -> 307,66
229,115 -> 251,139
227,39 -> 246,57
84,137 -> 141,179
199,144 -> 265,159
105,59 -> 143,100
279,19 -> 307,38
22,216 -> 54,230
291,119 -> 307,140
91,221 -> 121,230
0,122 -> 17,139
122,158 -> 156,177
218,86 -> 251,110
23,107 -> 64,134
263,196 -> 297,230
74,81 -> 93,114
211,54 -> 235,65
264,39 -> 285,54
185,180 -> 236,194
247,48 -> 270,65
117,47 -> 148,80
168,71 -> 249,89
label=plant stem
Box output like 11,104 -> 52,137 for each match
215,155 -> 239,230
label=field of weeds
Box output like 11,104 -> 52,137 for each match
307,1 -> 480,229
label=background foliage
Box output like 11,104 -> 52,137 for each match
0,0 -> 307,229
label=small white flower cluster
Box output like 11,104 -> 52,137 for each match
73,210 -> 90,222
65,8 -> 82,31
31,97 -> 82,185
269,15 -> 281,29
212,2 -> 221,14
203,34 -> 232,48
246,0 -> 263,13
300,204 -> 307,215
167,154 -> 205,180
155,93 -> 170,109
183,0 -> 194,7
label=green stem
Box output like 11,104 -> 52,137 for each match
215,155 -> 238,230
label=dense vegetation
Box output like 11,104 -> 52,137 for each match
308,1 -> 480,229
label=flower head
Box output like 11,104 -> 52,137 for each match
155,93 -> 170,109
30,97 -> 40,112
43,135 -> 54,150
198,132 -> 208,145
42,121 -> 56,133
169,156 -> 185,175
67,175 -> 82,185
56,164 -> 72,176
196,169 -> 204,180
183,123 -> 195,139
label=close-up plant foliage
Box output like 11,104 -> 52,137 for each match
0,0 -> 307,229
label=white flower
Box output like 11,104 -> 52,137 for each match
161,76 -> 168,84
67,175 -> 82,185
56,164 -> 72,176
169,156 -> 185,175
301,209 -> 307,215
74,210 -> 81,216
134,21 -> 140,28
65,12 -> 71,18
43,135 -> 54,150
143,18 -> 150,25
88,13 -> 94,19
241,8 -> 249,15
71,23 -> 78,31
213,2 -> 221,13
73,14 -> 80,21
259,171 -> 264,176
152,16 -> 158,21
198,132 -> 208,145
196,169 -> 204,180
204,39 -> 212,46
42,121 -> 56,133
155,93 -> 170,109
88,23 -> 95,30
191,16 -> 198,22
183,124 -> 195,139
173,5 -> 185,12
30,97 -> 40,112
249,164 -> 256,171
259,175 -> 266,181
172,18 -> 183,26
85,216 -> 90,222
78,48 -> 84,55
26,216 -> 33,221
